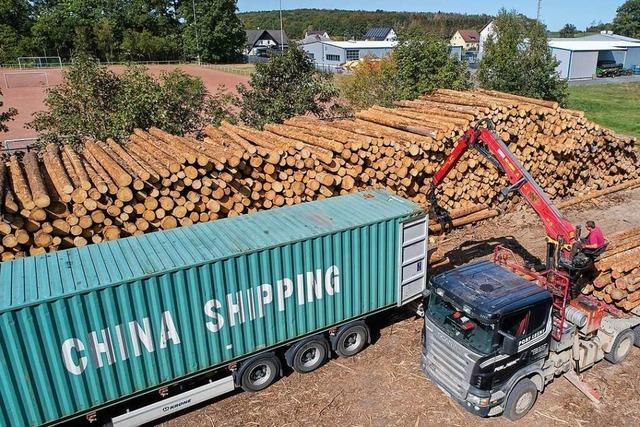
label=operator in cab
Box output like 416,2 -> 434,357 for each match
583,220 -> 607,251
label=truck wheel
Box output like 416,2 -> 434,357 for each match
504,378 -> 538,421
632,326 -> 640,347
334,323 -> 369,357
291,338 -> 328,373
239,355 -> 280,392
605,329 -> 634,364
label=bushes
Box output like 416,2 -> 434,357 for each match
237,46 -> 345,128
339,57 -> 400,110
340,31 -> 470,109
29,56 -> 233,145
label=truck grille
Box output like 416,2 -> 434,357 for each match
422,318 -> 477,400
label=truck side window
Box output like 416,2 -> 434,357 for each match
501,310 -> 530,338
526,302 -> 550,334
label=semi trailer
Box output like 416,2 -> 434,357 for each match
0,189 -> 428,426
421,119 -> 640,420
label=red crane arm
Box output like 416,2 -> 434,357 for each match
430,121 -> 577,246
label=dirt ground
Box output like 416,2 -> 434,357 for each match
161,186 -> 640,427
0,64 -> 250,142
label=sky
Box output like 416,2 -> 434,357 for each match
236,0 -> 625,32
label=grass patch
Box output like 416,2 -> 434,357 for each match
567,83 -> 640,139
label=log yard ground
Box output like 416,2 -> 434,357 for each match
165,186 -> 640,427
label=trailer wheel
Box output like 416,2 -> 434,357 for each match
605,329 -> 634,364
504,378 -> 538,421
334,323 -> 369,358
290,338 -> 328,373
239,355 -> 280,392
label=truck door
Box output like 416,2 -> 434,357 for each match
397,215 -> 428,306
489,301 -> 552,387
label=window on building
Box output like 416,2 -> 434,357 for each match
346,50 -> 360,61
306,52 -> 315,59
326,54 -> 341,61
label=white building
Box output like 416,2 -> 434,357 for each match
478,21 -> 495,60
300,40 -> 397,72
549,39 -> 640,80
363,27 -> 397,42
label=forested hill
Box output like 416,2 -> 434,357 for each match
239,9 -> 493,40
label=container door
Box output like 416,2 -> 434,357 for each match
397,215 -> 428,306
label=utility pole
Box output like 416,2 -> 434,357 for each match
279,0 -> 284,52
536,0 -> 542,23
192,0 -> 201,65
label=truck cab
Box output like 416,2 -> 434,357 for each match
422,259 -> 640,420
422,260 -> 554,420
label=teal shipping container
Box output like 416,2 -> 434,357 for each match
0,190 -> 426,426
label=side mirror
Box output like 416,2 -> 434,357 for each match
498,331 -> 519,355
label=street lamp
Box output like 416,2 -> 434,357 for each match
279,0 -> 284,52
192,0 -> 201,65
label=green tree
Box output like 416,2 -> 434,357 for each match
393,30 -> 471,99
237,46 -> 344,129
29,55 -> 232,144
478,10 -> 567,104
613,0 -> 640,38
180,0 -> 246,63
559,23 -> 577,38
340,57 -> 400,110
0,88 -> 18,133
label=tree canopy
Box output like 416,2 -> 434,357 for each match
478,10 -> 568,104
0,0 -> 246,64
559,23 -> 577,38
613,0 -> 640,38
237,46 -> 344,129
29,56 -> 232,145
339,30 -> 470,109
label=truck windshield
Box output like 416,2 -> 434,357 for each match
426,293 -> 495,355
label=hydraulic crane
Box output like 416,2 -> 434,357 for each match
426,118 -> 604,340
421,119 -> 640,421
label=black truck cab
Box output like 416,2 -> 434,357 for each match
422,260 -> 553,419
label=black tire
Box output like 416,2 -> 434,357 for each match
291,339 -> 328,373
604,329 -> 635,364
504,378 -> 538,421
633,326 -> 640,348
335,324 -> 369,358
239,356 -> 279,392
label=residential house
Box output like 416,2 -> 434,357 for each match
478,21 -> 495,60
299,30 -> 331,46
363,27 -> 397,42
245,29 -> 289,56
305,30 -> 330,39
450,29 -> 480,51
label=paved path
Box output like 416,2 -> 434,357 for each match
569,74 -> 640,86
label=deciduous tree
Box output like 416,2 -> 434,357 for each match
393,29 -> 471,100
559,23 -> 577,38
29,55 -> 231,144
478,10 -> 567,104
0,88 -> 17,133
613,0 -> 640,38
180,0 -> 246,63
237,46 -> 344,129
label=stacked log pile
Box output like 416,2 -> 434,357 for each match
583,226 -> 640,311
1,89 -> 638,260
